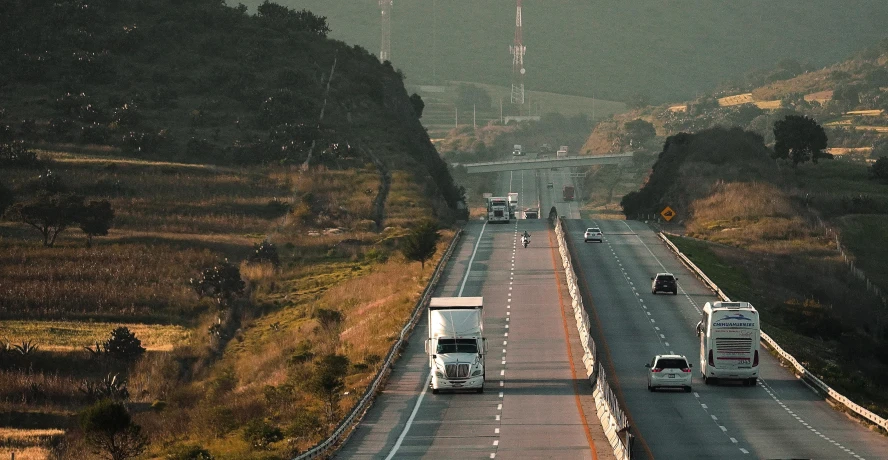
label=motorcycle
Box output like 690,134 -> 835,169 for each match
521,235 -> 529,248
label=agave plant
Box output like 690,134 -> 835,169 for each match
79,373 -> 130,401
13,340 -> 39,356
84,340 -> 107,359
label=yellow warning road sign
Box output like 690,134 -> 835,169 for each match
661,206 -> 676,222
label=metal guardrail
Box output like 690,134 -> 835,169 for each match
555,218 -> 631,460
294,229 -> 464,459
657,232 -> 888,434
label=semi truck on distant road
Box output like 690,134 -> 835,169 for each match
507,192 -> 519,219
486,197 -> 510,223
562,185 -> 575,201
426,297 -> 487,393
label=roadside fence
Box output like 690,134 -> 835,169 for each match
555,217 -> 632,460
294,228 -> 464,459
657,232 -> 888,434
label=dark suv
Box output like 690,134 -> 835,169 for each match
651,273 -> 677,295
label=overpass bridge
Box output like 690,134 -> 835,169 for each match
461,152 -> 632,173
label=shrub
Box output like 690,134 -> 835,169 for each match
0,141 -> 41,168
190,259 -> 246,308
242,419 -> 284,450
249,240 -> 280,266
105,327 -> 145,362
166,444 -> 214,460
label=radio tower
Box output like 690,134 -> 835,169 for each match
379,0 -> 392,62
509,0 -> 526,105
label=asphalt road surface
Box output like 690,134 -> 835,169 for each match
566,218 -> 888,459
336,171 -> 598,459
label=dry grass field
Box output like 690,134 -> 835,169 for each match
1,148 -> 454,458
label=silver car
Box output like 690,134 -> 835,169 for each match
584,227 -> 603,243
646,354 -> 693,392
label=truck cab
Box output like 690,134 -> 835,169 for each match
426,297 -> 487,393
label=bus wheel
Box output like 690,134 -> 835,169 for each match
432,388 -> 439,394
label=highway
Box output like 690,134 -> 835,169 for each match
565,218 -> 888,459
336,170 -> 602,459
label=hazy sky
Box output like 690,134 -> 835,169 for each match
236,1 -> 888,102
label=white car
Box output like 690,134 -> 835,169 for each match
583,227 -> 603,243
646,354 -> 693,392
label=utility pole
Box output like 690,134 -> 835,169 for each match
473,104 -> 476,128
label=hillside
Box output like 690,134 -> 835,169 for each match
0,1 -> 467,458
247,0 -> 888,103
0,0 -> 463,219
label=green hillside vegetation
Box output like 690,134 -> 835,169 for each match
246,0 -> 888,103
0,1 -> 465,458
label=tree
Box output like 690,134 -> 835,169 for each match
105,327 -> 145,362
79,199 -> 114,247
79,400 -> 148,460
6,191 -> 85,246
772,115 -> 830,166
399,220 -> 440,271
409,93 -> 425,118
257,1 -> 330,37
190,259 -> 245,308
305,354 -> 349,432
623,119 -> 656,147
870,156 -> 888,183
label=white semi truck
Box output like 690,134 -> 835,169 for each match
487,197 -> 510,223
696,301 -> 761,386
507,192 -> 519,219
426,297 -> 487,393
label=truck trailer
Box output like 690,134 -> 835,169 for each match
426,297 -> 487,393
507,192 -> 519,219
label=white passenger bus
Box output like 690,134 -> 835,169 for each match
696,301 -> 760,386
487,197 -> 510,223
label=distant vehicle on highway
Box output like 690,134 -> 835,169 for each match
650,273 -> 677,295
546,182 -> 553,189
583,227 -> 603,243
696,301 -> 760,386
523,208 -> 538,219
646,354 -> 693,392
562,185 -> 574,201
486,197 -> 510,223
556,146 -> 569,158
512,144 -> 524,156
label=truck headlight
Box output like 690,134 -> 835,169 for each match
471,368 -> 482,377
435,371 -> 445,378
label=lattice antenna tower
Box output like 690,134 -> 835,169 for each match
379,0 -> 392,62
509,0 -> 526,105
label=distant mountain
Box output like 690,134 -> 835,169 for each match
247,0 -> 888,103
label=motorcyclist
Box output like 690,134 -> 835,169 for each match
521,231 -> 530,247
